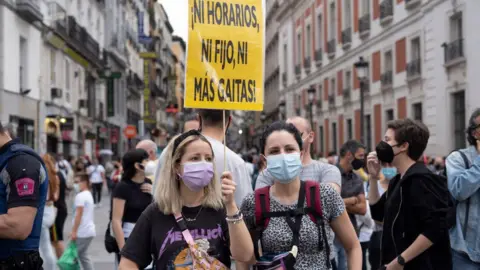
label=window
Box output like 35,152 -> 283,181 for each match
306,25 -> 311,58
297,33 -> 301,65
319,126 -> 324,155
409,38 -> 420,63
412,103 -> 422,122
450,12 -> 463,41
453,91 -> 466,149
386,109 -> 394,121
332,122 -> 338,153
347,119 -> 353,139
385,50 -> 393,71
65,60 -> 70,103
330,78 -> 336,95
19,37 -> 27,91
50,49 -> 56,84
365,114 -> 372,150
344,0 -> 351,28
362,0 -> 370,15
345,70 -> 351,88
330,3 -> 336,40
317,14 -> 322,49
283,43 -> 288,69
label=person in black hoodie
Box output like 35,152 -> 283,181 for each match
366,118 -> 453,270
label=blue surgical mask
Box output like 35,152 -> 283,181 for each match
266,153 -> 302,184
382,167 -> 398,180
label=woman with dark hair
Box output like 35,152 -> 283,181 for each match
51,167 -> 68,258
237,121 -> 361,270
111,149 -> 153,265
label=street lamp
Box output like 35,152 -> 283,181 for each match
307,85 -> 316,156
279,98 -> 286,120
103,65 -> 112,78
354,56 -> 369,145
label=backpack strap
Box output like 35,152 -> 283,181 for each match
304,180 -> 331,269
254,186 -> 271,228
456,151 -> 471,239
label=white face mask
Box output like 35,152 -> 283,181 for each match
73,183 -> 80,193
144,161 -> 157,177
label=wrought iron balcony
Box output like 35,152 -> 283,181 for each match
327,39 -> 336,57
328,94 -> 335,108
282,72 -> 287,86
342,28 -> 352,48
381,70 -> 393,88
380,0 -> 393,24
294,64 -> 301,78
442,39 -> 464,64
314,49 -> 323,66
359,13 -> 371,37
66,16 -> 100,60
16,0 -> 43,23
303,57 -> 311,73
406,59 -> 421,78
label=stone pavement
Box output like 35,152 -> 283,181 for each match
64,191 -> 115,269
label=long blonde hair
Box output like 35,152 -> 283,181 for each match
155,134 -> 223,214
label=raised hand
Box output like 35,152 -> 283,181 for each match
221,171 -> 236,206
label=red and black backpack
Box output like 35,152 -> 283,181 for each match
253,181 -> 331,269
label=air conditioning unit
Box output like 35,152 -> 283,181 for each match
51,87 -> 63,99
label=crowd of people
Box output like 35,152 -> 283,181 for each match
0,107 -> 479,270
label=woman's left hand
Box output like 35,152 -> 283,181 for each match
221,171 -> 236,206
141,183 -> 153,194
385,259 -> 404,270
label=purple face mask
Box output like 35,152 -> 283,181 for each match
179,161 -> 214,192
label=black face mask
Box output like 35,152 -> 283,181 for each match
376,141 -> 396,163
114,165 -> 119,169
435,164 -> 443,170
351,158 -> 365,170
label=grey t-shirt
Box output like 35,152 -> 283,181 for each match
241,184 -> 345,269
255,160 -> 342,190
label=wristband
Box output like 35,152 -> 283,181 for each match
226,213 -> 244,224
226,209 -> 241,219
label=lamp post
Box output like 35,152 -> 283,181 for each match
279,98 -> 286,120
354,57 -> 369,145
307,85 -> 316,157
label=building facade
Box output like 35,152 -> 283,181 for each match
278,0 -> 479,156
171,35 -> 185,113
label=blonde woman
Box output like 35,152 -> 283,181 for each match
119,129 -> 254,269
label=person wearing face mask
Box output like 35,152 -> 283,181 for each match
119,129 -> 253,269
136,140 -> 159,183
111,149 -> 153,265
334,140 -> 368,270
367,118 -> 453,270
237,121 -> 361,270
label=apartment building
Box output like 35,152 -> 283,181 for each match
278,0 -> 479,156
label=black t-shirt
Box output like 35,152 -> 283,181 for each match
54,172 -> 67,212
120,203 -> 231,269
112,179 -> 152,223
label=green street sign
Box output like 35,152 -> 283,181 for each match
99,71 -> 122,79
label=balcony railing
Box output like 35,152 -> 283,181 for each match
303,57 -> 311,73
327,39 -> 336,57
405,0 -> 421,9
282,72 -> 287,86
294,64 -> 301,78
381,70 -> 393,87
314,49 -> 323,66
16,0 -> 43,23
380,0 -> 393,24
406,59 -> 421,78
342,28 -> 352,47
359,13 -> 371,37
328,94 -> 335,108
66,16 -> 100,60
442,39 -> 464,64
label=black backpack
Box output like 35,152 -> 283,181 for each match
443,150 -> 471,236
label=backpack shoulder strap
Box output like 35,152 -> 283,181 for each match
305,180 -> 323,223
457,151 -> 471,168
254,186 -> 271,228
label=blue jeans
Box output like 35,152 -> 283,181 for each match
452,249 -> 480,270
334,238 -> 347,270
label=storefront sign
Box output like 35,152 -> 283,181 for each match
137,12 -> 152,45
45,32 -> 90,69
143,60 -> 155,123
123,125 -> 137,139
107,79 -> 115,117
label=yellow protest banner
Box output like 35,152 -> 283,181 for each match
185,0 -> 265,111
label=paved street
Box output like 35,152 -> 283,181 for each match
64,191 -> 115,269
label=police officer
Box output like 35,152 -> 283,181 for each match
0,122 -> 48,269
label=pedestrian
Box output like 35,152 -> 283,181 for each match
118,129 -> 253,269
237,121 -> 362,270
87,158 -> 106,207
111,149 -> 153,265
136,140 -> 159,183
70,173 -> 96,270
446,108 -> 480,269
51,166 -> 69,258
367,118 -> 453,269
40,154 -> 60,270
182,112 -> 200,132
356,204 -> 374,270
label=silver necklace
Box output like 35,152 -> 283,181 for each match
183,206 -> 203,222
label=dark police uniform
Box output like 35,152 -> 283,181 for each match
0,139 -> 48,269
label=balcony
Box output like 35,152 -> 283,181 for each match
282,72 -> 287,87
380,0 -> 393,25
381,70 -> 393,89
294,64 -> 301,79
327,39 -> 336,58
303,57 -> 311,73
406,59 -> 421,80
342,28 -> 352,49
314,49 -> 323,67
16,0 -> 43,23
442,39 -> 465,66
343,88 -> 351,104
359,13 -> 371,39
151,82 -> 166,100
66,16 -> 101,61
328,94 -> 335,109
405,0 -> 421,10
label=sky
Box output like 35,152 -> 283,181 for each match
161,0 -> 189,42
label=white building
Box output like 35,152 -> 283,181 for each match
278,0 -> 479,156
0,1 -> 44,150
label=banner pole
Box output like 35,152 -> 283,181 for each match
223,110 -> 227,172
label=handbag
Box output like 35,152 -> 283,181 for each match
104,220 -> 119,254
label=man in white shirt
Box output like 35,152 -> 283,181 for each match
86,159 -> 105,206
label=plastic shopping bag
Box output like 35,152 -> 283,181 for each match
57,242 -> 81,270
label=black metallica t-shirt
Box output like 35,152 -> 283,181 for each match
120,203 -> 231,269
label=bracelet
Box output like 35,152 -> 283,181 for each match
226,213 -> 244,224
226,209 -> 241,219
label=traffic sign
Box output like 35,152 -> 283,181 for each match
139,52 -> 157,59
123,125 -> 137,139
